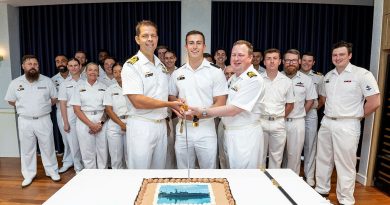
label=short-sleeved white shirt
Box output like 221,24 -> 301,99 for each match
169,59 -> 228,109
5,74 -> 57,117
283,71 -> 317,118
69,80 -> 107,111
121,50 -> 169,120
260,71 -> 295,117
321,63 -> 379,118
51,72 -> 70,108
302,70 -> 324,109
222,66 -> 265,126
103,83 -> 129,117
99,75 -> 117,87
58,77 -> 84,107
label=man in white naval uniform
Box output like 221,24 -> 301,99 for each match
58,58 -> 84,174
252,48 -> 265,73
260,48 -> 295,168
121,20 -> 183,169
315,41 -> 380,205
51,54 -> 73,173
5,55 -> 60,187
281,49 -> 317,175
169,30 -> 228,169
99,57 -> 117,87
187,40 -> 265,169
300,52 -> 324,186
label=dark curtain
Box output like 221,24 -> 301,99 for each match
211,2 -> 373,73
19,2 -> 181,153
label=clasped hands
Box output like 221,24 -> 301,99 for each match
170,98 -> 202,119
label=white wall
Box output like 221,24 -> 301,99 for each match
0,3 -> 20,157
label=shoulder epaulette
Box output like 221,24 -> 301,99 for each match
247,71 -> 257,78
315,71 -> 323,76
126,56 -> 139,65
210,63 -> 221,69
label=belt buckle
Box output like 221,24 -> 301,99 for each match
268,116 -> 275,121
154,119 -> 162,123
286,118 -> 293,122
93,111 -> 97,115
32,117 -> 39,120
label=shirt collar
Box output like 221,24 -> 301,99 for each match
137,50 -> 163,67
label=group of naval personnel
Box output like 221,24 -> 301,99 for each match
5,20 -> 381,205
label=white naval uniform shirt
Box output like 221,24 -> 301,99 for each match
260,71 -> 295,117
103,83 -> 129,117
58,78 -> 85,107
169,59 -> 228,109
69,80 -> 107,111
284,71 -> 317,118
121,50 -> 169,120
256,66 -> 266,74
99,75 -> 117,87
51,72 -> 71,108
320,63 -> 379,118
5,74 -> 57,117
303,70 -> 324,109
222,66 -> 265,126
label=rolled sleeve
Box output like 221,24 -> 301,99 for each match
121,63 -> 143,95
360,72 -> 380,97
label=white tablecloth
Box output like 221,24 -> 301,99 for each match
43,169 -> 330,205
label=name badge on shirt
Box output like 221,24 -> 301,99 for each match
17,85 -> 24,91
344,80 -> 352,83
37,86 -> 47,89
98,89 -> 106,91
80,89 -> 86,92
112,93 -> 119,96
325,79 -> 330,83
145,72 -> 153,78
66,85 -> 74,88
231,85 -> 239,92
295,82 -> 304,87
177,75 -> 185,80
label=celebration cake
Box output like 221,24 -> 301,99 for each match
134,178 -> 235,205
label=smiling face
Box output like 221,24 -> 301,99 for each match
135,25 -> 158,55
86,63 -> 99,82
22,57 -> 40,81
185,34 -> 206,60
214,50 -> 227,65
252,51 -> 263,66
103,58 -> 115,75
113,64 -> 122,83
67,59 -> 81,76
164,51 -> 177,69
230,44 -> 253,76
301,55 -> 315,73
332,46 -> 352,70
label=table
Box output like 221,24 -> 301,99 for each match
43,169 -> 330,205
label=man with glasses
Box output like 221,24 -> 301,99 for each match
281,49 -> 317,175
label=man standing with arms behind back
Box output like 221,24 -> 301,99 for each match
315,41 -> 380,205
5,55 -> 60,187
121,20 -> 183,169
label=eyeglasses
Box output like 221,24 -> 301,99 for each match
284,59 -> 299,64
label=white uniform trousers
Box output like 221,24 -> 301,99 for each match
261,118 -> 287,168
106,119 -> 127,169
65,107 -> 83,172
126,117 -> 167,169
165,117 -> 177,169
18,115 -> 59,179
76,113 -> 107,169
217,120 -> 227,169
315,117 -> 360,205
56,109 -> 73,167
304,108 -> 318,186
175,119 -> 217,169
282,118 -> 305,175
224,122 -> 263,169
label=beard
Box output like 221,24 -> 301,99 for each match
25,69 -> 40,82
57,66 -> 68,73
284,65 -> 298,76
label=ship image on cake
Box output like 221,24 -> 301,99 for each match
156,184 -> 213,204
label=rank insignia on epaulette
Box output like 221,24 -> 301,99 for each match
127,56 -> 139,65
161,65 -> 169,74
247,71 -> 257,78
98,89 -> 105,91
145,72 -> 153,78
80,89 -> 86,92
210,63 -> 220,69
315,71 -> 323,76
177,75 -> 185,80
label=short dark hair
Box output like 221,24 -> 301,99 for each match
283,49 -> 300,59
22,55 -> 38,64
55,54 -> 68,60
185,30 -> 205,45
302,52 -> 316,61
253,48 -> 262,54
136,20 -> 158,37
332,41 -> 353,54
214,48 -> 226,56
165,50 -> 176,57
157,45 -> 168,51
203,53 -> 212,58
232,40 -> 253,55
68,57 -> 80,65
75,50 -> 88,57
264,48 -> 281,59
104,56 -> 117,64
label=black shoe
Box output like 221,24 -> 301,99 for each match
318,193 -> 329,198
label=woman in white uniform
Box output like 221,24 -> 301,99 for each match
70,62 -> 108,169
103,63 -> 129,169
58,58 -> 84,173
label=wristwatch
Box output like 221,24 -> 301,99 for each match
99,120 -> 105,125
202,108 -> 207,117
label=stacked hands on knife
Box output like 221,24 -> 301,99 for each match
171,99 -> 203,120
